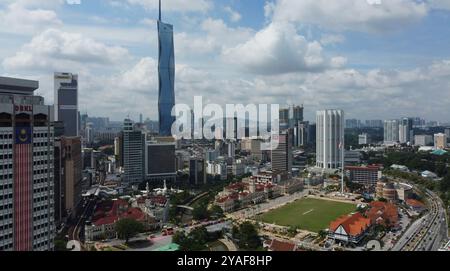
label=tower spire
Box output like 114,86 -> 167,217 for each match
159,0 -> 161,21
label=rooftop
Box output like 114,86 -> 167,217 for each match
0,76 -> 39,95
92,199 -> 146,226
330,212 -> 371,236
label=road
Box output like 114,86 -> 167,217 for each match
392,189 -> 448,251
68,198 -> 96,250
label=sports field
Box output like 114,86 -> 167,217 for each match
258,198 -> 357,233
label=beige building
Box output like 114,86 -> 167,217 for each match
63,137 -> 83,217
434,133 -> 447,149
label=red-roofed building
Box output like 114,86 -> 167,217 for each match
263,239 -> 303,251
329,213 -> 371,244
85,199 -> 148,241
406,199 -> 427,213
366,201 -> 399,228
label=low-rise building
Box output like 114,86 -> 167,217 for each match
214,176 -> 303,212
345,165 -> 383,187
263,239 -> 302,251
421,170 -> 439,180
329,213 -> 371,244
406,199 -> 426,213
133,195 -> 170,226
415,135 -> 434,147
376,181 -> 413,202
366,201 -> 399,228
85,199 -> 147,242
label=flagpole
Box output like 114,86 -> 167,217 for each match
341,125 -> 345,195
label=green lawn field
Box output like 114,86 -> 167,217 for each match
258,198 -> 357,233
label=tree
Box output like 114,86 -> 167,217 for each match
235,222 -> 261,250
190,227 -> 209,246
116,218 -> 144,244
209,205 -> 224,219
193,204 -> 209,221
173,231 -> 188,248
318,230 -> 328,239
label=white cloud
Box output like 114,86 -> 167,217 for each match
3,29 -> 130,72
429,0 -> 450,10
224,6 -> 242,22
320,34 -> 345,46
222,22 -> 345,75
270,0 -> 429,33
0,2 -> 62,35
175,18 -> 254,59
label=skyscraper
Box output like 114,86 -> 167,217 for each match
293,105 -> 304,123
54,72 -> 78,137
316,110 -> 345,169
279,108 -> 290,130
399,118 -> 414,144
158,0 -> 176,137
384,120 -> 400,144
122,119 -> 145,184
271,130 -> 293,173
0,76 -> 55,251
54,136 -> 82,224
145,140 -> 176,182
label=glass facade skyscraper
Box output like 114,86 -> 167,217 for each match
157,2 -> 175,137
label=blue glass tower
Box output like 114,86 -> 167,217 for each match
158,0 -> 176,136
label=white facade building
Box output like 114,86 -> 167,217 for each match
316,110 -> 344,169
384,120 -> 399,144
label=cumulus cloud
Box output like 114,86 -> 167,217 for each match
0,2 -> 62,34
270,0 -> 429,33
222,22 -> 346,75
175,18 -> 254,59
3,29 -> 130,72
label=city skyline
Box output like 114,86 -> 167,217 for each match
0,1 -> 450,122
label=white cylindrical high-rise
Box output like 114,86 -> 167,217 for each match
316,110 -> 345,170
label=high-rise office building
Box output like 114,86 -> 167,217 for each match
445,128 -> 450,143
316,110 -> 345,169
145,140 -> 176,182
365,120 -> 383,128
434,133 -> 447,150
358,133 -> 370,145
54,72 -> 78,137
399,118 -> 414,144
190,158 -> 206,185
0,76 -> 55,251
292,105 -> 304,127
279,108 -> 290,130
308,123 -> 316,145
227,141 -> 236,158
384,120 -> 399,144
294,121 -> 309,147
271,130 -> 293,173
54,136 -> 82,224
415,135 -> 434,147
157,1 -> 176,137
346,119 -> 361,129
122,119 -> 145,184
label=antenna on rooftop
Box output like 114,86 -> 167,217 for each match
159,0 -> 162,21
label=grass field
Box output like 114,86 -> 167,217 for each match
258,198 -> 357,233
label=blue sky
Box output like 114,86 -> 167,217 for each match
1,0 -> 450,122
